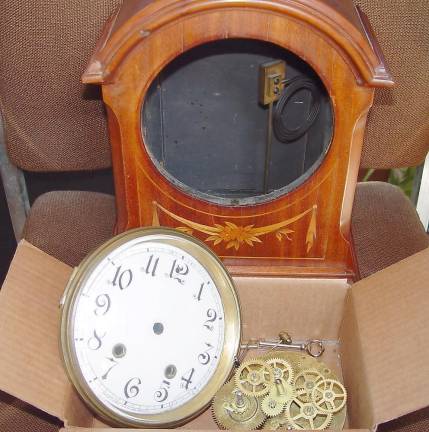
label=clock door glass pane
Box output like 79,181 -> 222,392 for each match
142,39 -> 333,206
72,239 -> 225,417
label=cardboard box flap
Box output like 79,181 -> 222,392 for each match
235,277 -> 349,340
341,247 -> 429,429
60,430 -> 370,432
0,240 -> 73,420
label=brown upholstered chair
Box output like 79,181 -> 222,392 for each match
0,1 -> 427,431
0,0 -> 120,270
352,0 -> 429,280
0,2 -> 120,431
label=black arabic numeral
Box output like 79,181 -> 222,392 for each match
87,330 -> 106,350
94,294 -> 111,316
198,343 -> 213,365
145,255 -> 159,277
154,380 -> 170,402
169,259 -> 189,284
204,309 -> 217,331
195,283 -> 204,301
101,357 -> 119,380
113,266 -> 133,290
124,377 -> 142,399
181,368 -> 195,390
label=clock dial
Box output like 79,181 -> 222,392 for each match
61,229 -> 241,427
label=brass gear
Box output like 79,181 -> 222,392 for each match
330,408 -> 347,430
269,379 -> 295,404
266,358 -> 294,384
311,379 -> 347,414
212,379 -> 266,430
235,359 -> 275,397
263,415 -> 294,430
294,369 -> 325,403
296,354 -> 314,370
285,398 -> 332,430
261,351 -> 347,429
295,354 -> 337,380
261,394 -> 285,417
262,351 -> 301,375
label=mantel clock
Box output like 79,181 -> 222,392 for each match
83,0 -> 393,278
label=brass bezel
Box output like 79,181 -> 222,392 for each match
60,227 -> 241,428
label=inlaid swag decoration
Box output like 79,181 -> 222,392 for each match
152,202 -> 317,252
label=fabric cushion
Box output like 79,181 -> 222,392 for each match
352,181 -> 429,279
1,1 -> 427,172
9,190 -> 116,430
358,0 -> 429,168
0,1 -> 121,172
0,391 -> 60,432
379,407 -> 429,432
23,191 -> 116,266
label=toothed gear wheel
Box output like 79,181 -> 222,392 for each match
285,398 -> 333,430
266,358 -> 294,384
294,369 -> 325,403
261,394 -> 285,417
235,359 -> 275,397
311,379 -> 347,414
263,416 -> 294,430
212,379 -> 266,430
268,379 -> 296,404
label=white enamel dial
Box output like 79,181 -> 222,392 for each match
61,229 -> 241,427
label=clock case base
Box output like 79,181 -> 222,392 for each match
0,240 -> 427,431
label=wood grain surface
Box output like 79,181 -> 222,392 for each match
83,0 -> 393,278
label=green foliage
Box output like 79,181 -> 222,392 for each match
388,167 -> 416,198
361,168 -> 417,198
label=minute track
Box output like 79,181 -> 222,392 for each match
61,228 -> 240,427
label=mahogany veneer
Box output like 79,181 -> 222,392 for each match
83,0 -> 393,278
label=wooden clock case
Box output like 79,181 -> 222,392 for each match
83,0 -> 393,278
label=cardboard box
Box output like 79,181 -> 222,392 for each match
0,240 -> 428,431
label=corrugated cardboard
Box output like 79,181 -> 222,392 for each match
341,247 -> 429,428
0,240 -> 428,431
0,241 -> 72,419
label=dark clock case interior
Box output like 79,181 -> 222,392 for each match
142,39 -> 333,205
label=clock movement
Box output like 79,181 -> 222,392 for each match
83,0 -> 393,278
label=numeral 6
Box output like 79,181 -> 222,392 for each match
124,377 -> 142,399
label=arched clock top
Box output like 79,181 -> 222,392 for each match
82,0 -> 393,88
83,0 -> 395,277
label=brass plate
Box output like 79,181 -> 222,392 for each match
259,60 -> 286,106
